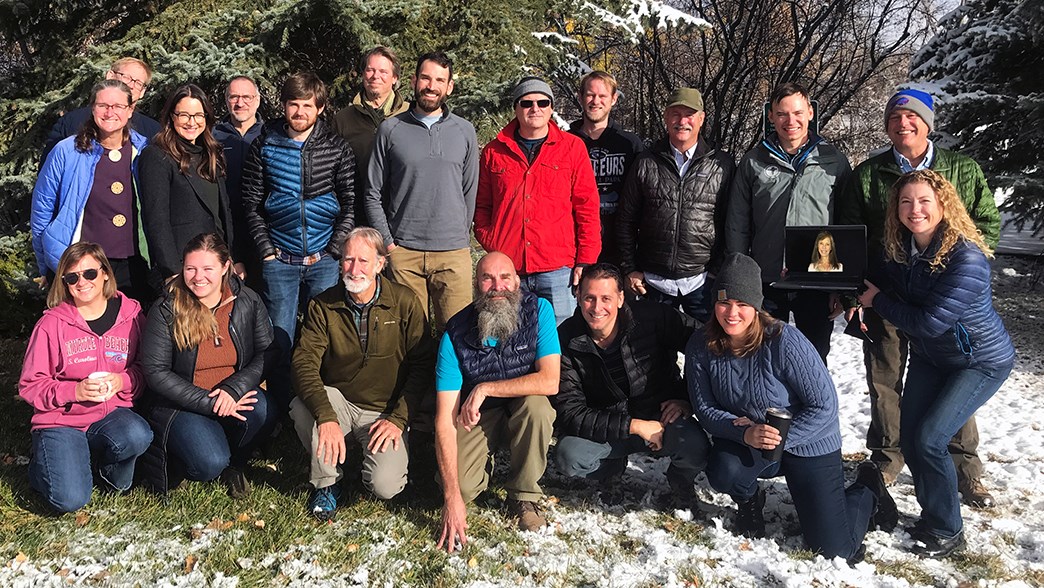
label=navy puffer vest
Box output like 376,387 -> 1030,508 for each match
445,291 -> 540,410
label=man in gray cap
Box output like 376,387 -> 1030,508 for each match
616,88 -> 735,322
474,76 -> 601,325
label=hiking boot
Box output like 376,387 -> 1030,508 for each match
856,461 -> 898,532
308,484 -> 342,522
958,477 -> 995,509
220,467 -> 251,499
507,499 -> 546,532
910,528 -> 965,558
733,486 -> 765,538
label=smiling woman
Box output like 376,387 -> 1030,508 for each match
138,233 -> 278,497
138,84 -> 237,287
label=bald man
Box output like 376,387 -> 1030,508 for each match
434,252 -> 560,548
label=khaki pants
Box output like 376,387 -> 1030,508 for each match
454,395 -> 555,503
290,386 -> 409,500
862,308 -> 981,481
387,246 -> 473,333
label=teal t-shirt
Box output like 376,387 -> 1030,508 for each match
435,297 -> 559,392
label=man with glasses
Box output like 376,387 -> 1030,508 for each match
43,57 -> 160,161
214,76 -> 265,287
334,46 -> 410,227
474,76 -> 600,325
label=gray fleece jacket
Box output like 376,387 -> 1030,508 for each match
364,105 -> 479,250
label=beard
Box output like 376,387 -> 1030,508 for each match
414,91 -> 445,114
475,288 -> 522,342
342,272 -> 374,295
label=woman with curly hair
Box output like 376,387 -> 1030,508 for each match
858,169 -> 1014,557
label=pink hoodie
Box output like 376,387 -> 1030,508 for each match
19,291 -> 145,431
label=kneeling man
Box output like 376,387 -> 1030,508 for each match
435,252 -> 559,552
555,263 -> 709,495
291,227 -> 434,520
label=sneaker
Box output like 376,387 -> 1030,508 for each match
220,467 -> 251,499
507,499 -> 546,532
308,484 -> 342,522
856,461 -> 898,532
957,477 -> 995,509
910,528 -> 965,558
733,486 -> 765,538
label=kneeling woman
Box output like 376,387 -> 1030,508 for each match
140,233 -> 277,496
19,243 -> 152,512
686,253 -> 894,563
859,170 -> 1014,557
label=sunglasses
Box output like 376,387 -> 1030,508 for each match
62,268 -> 102,285
517,99 -> 551,109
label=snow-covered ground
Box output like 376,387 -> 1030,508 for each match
3,258 -> 1043,586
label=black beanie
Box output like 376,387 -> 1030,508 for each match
714,253 -> 764,310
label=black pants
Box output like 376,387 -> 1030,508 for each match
109,255 -> 155,308
762,285 -> 833,365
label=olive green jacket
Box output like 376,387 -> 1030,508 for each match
291,277 -> 434,430
838,147 -> 1000,252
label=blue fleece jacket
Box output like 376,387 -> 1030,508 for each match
686,323 -> 841,457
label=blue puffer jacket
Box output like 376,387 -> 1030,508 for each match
241,119 -> 355,259
31,132 -> 149,274
872,235 -> 1014,369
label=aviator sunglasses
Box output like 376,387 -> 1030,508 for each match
62,268 -> 102,285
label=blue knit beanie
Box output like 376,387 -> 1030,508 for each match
885,89 -> 935,132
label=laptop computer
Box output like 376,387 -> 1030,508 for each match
770,225 -> 867,292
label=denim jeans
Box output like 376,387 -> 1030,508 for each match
165,389 -> 276,481
646,281 -> 712,323
555,417 -> 709,483
520,266 -> 575,325
900,356 -> 1012,538
29,407 -> 153,513
706,438 -> 875,560
261,255 -> 340,408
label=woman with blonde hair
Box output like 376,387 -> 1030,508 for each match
19,242 -> 152,512
139,233 -> 277,497
858,169 -> 1014,557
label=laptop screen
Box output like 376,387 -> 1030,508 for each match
783,225 -> 867,278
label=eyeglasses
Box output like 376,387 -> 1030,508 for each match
173,112 -> 207,124
93,103 -> 130,113
110,69 -> 149,92
61,268 -> 102,285
517,99 -> 551,109
228,94 -> 257,103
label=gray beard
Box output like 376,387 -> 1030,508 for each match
475,289 -> 522,342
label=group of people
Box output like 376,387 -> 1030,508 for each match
20,46 -> 1013,563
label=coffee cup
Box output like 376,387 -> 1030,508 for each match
762,407 -> 793,461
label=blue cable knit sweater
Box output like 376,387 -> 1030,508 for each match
686,323 -> 841,457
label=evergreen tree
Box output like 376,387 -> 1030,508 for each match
911,0 -> 1044,236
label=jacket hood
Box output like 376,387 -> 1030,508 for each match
43,291 -> 142,330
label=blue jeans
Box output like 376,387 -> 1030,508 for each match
165,389 -> 276,481
29,408 -> 153,513
646,281 -> 712,323
707,438 -> 875,560
556,418 -> 709,483
520,266 -> 575,325
261,255 -> 340,408
900,356 -> 1012,538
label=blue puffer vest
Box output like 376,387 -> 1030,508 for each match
260,131 -> 341,256
444,291 -> 540,409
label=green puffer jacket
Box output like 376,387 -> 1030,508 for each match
291,277 -> 434,431
838,147 -> 1000,252
725,136 -> 851,281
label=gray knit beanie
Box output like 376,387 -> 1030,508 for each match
884,89 -> 935,133
714,253 -> 764,310
512,76 -> 554,106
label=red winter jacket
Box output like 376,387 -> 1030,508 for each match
474,120 -> 600,273
19,292 -> 145,431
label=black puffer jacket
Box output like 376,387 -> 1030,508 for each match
554,299 -> 698,442
241,118 -> 355,260
616,138 -> 735,278
137,276 -> 277,492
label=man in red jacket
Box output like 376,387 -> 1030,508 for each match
474,77 -> 600,325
